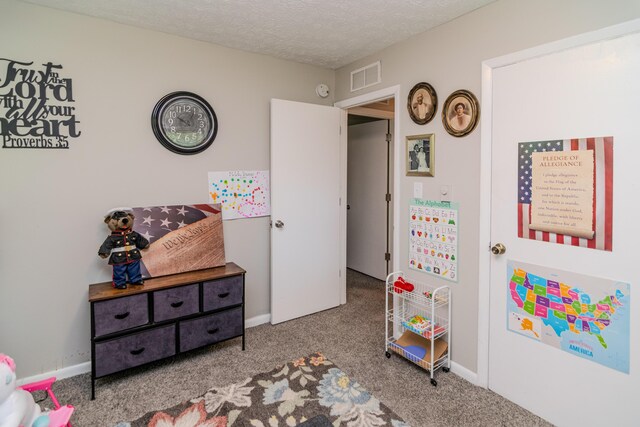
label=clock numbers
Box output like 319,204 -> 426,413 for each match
152,91 -> 218,154
160,99 -> 211,147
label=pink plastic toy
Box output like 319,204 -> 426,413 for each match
0,354 -> 73,427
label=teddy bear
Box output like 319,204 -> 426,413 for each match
98,208 -> 150,289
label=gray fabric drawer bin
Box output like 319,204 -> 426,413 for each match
153,284 -> 199,322
202,276 -> 243,311
93,293 -> 149,337
179,307 -> 242,352
94,324 -> 175,377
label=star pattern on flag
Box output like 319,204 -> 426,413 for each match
132,205 -> 207,243
518,140 -> 562,203
140,230 -> 154,241
141,215 -> 155,226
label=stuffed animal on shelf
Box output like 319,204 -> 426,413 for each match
0,354 -> 73,427
98,208 -> 150,289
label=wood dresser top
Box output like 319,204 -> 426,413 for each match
89,262 -> 245,302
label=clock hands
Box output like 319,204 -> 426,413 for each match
154,92 -> 217,154
177,115 -> 192,127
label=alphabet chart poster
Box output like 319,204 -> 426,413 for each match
409,199 -> 458,282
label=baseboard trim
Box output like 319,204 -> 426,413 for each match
19,326 -> 481,390
17,361 -> 91,386
245,313 -> 271,328
450,361 -> 479,386
17,313 -> 273,384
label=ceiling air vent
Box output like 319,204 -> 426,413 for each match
350,61 -> 381,92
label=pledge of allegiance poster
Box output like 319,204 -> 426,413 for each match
507,260 -> 629,373
409,199 -> 458,282
517,137 -> 613,251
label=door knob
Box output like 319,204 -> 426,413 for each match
275,220 -> 285,229
491,243 -> 506,255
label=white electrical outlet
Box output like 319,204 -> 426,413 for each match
440,185 -> 451,201
414,182 -> 423,199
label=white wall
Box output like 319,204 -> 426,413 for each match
0,0 -> 334,377
347,119 -> 390,280
335,0 -> 640,373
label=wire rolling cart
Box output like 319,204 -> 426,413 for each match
384,271 -> 451,386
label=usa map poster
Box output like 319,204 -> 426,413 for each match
208,170 -> 270,220
409,199 -> 458,282
507,260 -> 629,373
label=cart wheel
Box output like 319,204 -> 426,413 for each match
430,378 -> 437,386
385,351 -> 391,358
442,367 -> 450,373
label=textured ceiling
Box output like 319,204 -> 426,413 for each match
22,0 -> 495,69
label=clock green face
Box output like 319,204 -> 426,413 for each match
160,99 -> 212,148
152,91 -> 218,154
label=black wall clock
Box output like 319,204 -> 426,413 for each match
151,91 -> 218,155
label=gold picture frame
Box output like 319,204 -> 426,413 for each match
407,82 -> 437,125
406,134 -> 434,177
442,89 -> 480,137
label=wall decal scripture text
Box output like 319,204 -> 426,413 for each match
0,58 -> 81,149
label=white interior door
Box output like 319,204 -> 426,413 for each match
270,99 -> 342,324
347,120 -> 390,280
488,30 -> 640,426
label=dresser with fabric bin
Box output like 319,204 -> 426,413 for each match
88,262 -> 245,399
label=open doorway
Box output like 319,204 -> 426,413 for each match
346,98 -> 394,281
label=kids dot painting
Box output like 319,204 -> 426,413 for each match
208,170 -> 270,220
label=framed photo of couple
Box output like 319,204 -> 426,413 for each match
406,134 -> 434,177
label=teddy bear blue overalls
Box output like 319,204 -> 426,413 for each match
99,229 -> 149,288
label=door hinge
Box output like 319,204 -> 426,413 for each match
339,269 -> 342,277
385,193 -> 391,202
339,197 -> 342,206
385,252 -> 391,261
386,133 -> 392,142
340,125 -> 342,135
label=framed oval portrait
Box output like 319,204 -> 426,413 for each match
407,82 -> 437,125
442,89 -> 479,137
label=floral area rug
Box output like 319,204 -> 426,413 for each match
115,352 -> 410,427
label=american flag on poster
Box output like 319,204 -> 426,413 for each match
131,204 -> 226,278
132,204 -> 217,243
517,137 -> 613,251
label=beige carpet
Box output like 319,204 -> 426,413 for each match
48,270 -> 551,426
